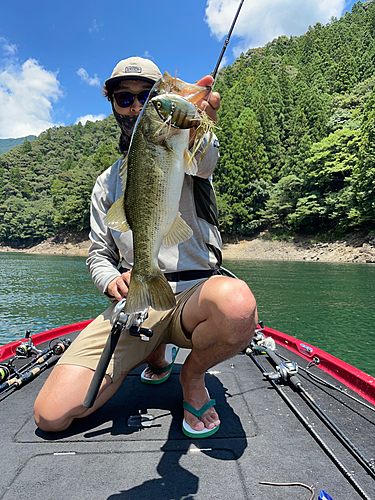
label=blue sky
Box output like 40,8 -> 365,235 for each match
0,0 -> 359,138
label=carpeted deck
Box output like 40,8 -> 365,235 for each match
1,333 -> 374,500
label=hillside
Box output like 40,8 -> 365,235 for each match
0,116 -> 120,244
1,0 -> 375,245
0,135 -> 36,155
213,0 -> 375,238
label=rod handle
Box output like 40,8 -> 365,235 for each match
83,325 -> 122,409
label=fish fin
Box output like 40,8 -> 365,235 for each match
119,157 -> 128,191
162,212 -> 193,248
125,269 -> 176,314
185,87 -> 212,105
104,194 -> 131,232
183,149 -> 198,175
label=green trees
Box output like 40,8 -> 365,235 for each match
213,0 -> 375,237
0,116 -> 120,244
352,88 -> 375,224
2,2 -> 375,245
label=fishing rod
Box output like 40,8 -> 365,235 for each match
212,0 -> 246,82
0,338 -> 71,390
83,299 -> 152,409
278,351 -> 375,414
0,346 -> 51,383
248,336 -> 373,500
0,338 -> 71,400
247,349 -> 373,500
0,332 -> 66,383
263,346 -> 375,481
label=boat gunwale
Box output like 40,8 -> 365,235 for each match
0,320 -> 93,361
263,325 -> 375,406
1,320 -> 374,407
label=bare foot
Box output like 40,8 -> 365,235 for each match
142,364 -> 172,381
179,370 -> 220,432
142,345 -> 172,382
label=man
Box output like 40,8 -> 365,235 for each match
34,57 -> 258,438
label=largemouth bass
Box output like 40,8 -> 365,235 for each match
105,85 -> 213,315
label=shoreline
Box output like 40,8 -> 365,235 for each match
1,231 -> 375,263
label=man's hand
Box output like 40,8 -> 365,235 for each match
107,270 -> 131,301
195,75 -> 220,123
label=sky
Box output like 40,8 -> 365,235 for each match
0,0 -> 360,139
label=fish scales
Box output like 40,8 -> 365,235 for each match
105,77 -> 213,315
125,118 -> 189,312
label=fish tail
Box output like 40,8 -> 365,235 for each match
125,270 -> 176,314
148,270 -> 177,311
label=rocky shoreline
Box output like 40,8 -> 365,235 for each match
222,233 -> 375,263
1,231 -> 375,263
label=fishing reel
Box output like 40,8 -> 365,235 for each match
15,331 -> 42,358
245,321 -> 276,355
50,338 -> 72,356
0,363 -> 13,383
111,298 -> 153,341
263,360 -> 299,383
0,355 -> 23,382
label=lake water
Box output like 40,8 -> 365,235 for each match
0,253 -> 374,377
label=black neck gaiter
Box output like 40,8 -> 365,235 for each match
112,107 -> 138,155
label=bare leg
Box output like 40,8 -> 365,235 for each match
180,276 -> 257,432
34,348 -> 169,432
34,364 -> 128,432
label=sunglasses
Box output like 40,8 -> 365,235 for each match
113,90 -> 150,108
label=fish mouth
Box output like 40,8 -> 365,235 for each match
152,73 -> 212,105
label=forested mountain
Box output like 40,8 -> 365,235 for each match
214,0 -> 375,236
0,136 -> 35,155
0,117 -> 120,243
1,0 -> 375,245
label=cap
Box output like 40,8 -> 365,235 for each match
105,57 -> 162,90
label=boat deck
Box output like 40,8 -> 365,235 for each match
1,330 -> 374,500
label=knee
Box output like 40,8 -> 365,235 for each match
210,277 -> 258,342
34,395 -> 72,433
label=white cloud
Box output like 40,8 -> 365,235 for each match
143,51 -> 154,60
89,19 -> 99,33
0,58 -> 64,139
77,67 -> 101,87
205,0 -> 346,55
75,114 -> 106,126
0,37 -> 18,56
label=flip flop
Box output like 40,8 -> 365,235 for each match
140,345 -> 180,385
182,388 -> 220,438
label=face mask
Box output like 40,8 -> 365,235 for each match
112,107 -> 138,155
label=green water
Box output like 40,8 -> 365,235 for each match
224,259 -> 375,377
0,253 -> 374,376
0,253 -> 109,345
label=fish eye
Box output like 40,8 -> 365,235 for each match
157,102 -> 162,108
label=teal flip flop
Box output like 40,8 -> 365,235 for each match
182,388 -> 220,438
140,345 -> 180,385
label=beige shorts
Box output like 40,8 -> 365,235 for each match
58,279 -> 206,383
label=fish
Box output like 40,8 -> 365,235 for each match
156,71 -> 212,105
152,73 -> 216,164
105,82 -> 215,315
